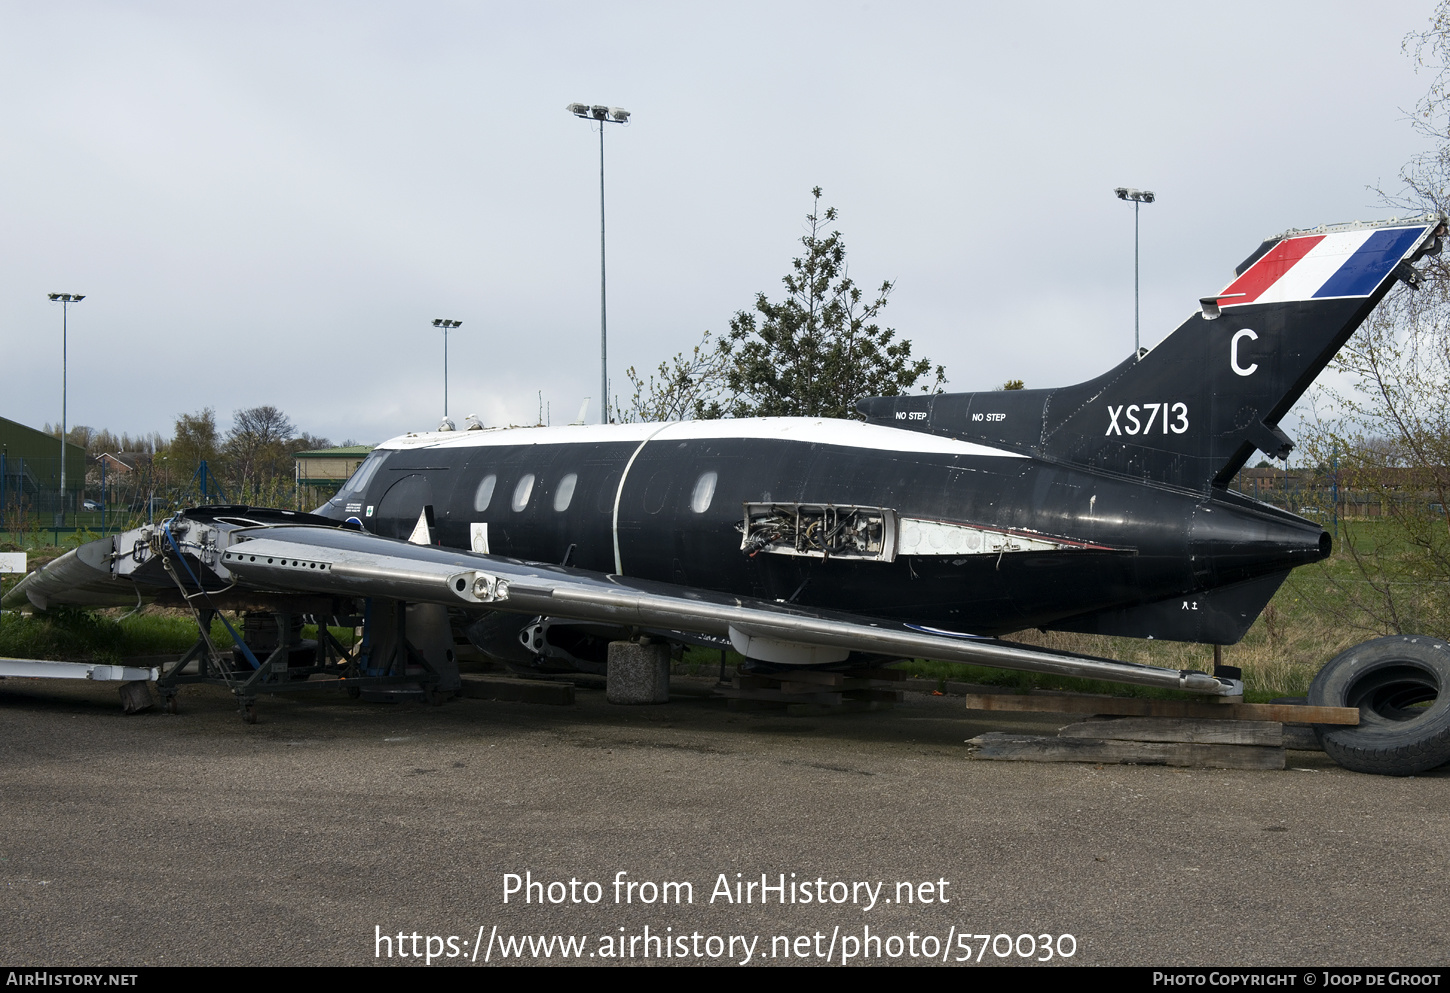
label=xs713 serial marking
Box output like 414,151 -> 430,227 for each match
1105,402 -> 1188,436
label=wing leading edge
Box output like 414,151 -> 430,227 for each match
3,514 -> 1238,695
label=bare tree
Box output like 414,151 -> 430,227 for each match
225,405 -> 296,498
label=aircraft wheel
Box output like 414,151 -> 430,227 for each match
1308,635 -> 1450,776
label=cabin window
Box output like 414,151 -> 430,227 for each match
644,470 -> 672,515
596,470 -> 622,513
473,474 -> 497,512
512,473 -> 535,511
690,471 -> 718,514
554,473 -> 578,512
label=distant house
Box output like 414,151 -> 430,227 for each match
1228,463 -> 1450,520
95,452 -> 152,476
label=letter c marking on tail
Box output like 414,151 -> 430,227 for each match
1231,329 -> 1259,377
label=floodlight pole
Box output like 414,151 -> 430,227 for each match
433,318 -> 462,419
48,293 -> 84,530
598,122 -> 607,425
1134,199 -> 1140,355
1114,188 -> 1155,361
569,103 -> 631,423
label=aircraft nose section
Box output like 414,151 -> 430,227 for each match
1190,500 -> 1329,587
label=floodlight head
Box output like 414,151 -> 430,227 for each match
48,293 -> 61,301
590,104 -> 609,119
566,102 -> 589,116
1141,190 -> 1156,203
608,107 -> 630,122
1115,188 -> 1130,201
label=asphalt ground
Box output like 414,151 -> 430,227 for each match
2,673 -> 1448,969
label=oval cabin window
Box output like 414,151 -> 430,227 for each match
512,474 -> 535,512
691,471 -> 718,514
554,473 -> 578,512
473,474 -> 497,512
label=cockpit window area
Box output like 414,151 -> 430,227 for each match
323,450 -> 389,511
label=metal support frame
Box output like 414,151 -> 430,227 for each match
156,601 -> 444,723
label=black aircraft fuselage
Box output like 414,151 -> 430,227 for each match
315,418 -> 1323,646
311,214 -> 1443,651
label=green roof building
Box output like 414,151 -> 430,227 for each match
0,415 -> 87,518
294,445 -> 374,509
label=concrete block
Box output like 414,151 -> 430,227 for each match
119,680 -> 155,714
607,641 -> 670,704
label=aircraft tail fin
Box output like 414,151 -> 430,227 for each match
860,214 -> 1445,491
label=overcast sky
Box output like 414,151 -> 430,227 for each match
0,1 -> 1442,446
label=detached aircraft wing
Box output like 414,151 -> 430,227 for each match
2,508 -> 1236,695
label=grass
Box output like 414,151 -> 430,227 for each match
0,607 -> 234,664
0,603 -> 357,664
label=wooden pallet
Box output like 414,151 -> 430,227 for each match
966,730 -> 1286,770
962,692 -> 1349,769
962,692 -> 1358,725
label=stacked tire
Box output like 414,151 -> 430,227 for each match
1308,635 -> 1450,776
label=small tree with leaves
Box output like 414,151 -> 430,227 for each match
1293,1 -> 1450,638
711,188 -> 944,420
614,330 -> 731,423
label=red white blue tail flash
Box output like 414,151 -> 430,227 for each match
1217,224 -> 1426,306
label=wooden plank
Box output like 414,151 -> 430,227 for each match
1058,716 -> 1282,746
772,671 -> 845,688
962,692 -> 1358,725
779,679 -> 841,694
841,688 -> 904,703
458,675 -> 575,706
787,700 -> 894,716
965,732 -> 1285,770
739,669 -> 905,691
714,686 -> 843,705
1281,725 -> 1323,751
